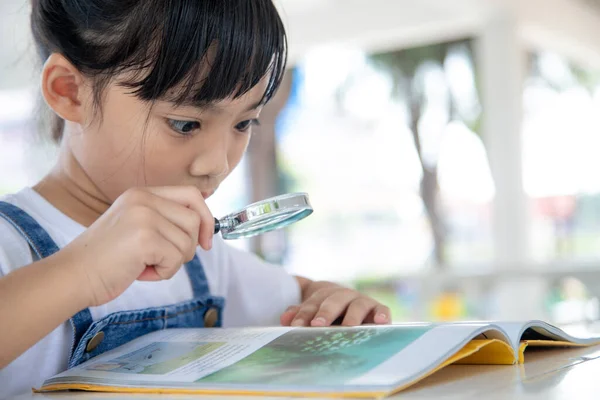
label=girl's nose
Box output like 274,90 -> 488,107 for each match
189,143 -> 230,179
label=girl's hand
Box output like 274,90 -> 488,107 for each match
280,279 -> 391,327
59,186 -> 214,307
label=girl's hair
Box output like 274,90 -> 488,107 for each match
30,0 -> 287,142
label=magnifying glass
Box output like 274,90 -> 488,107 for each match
213,192 -> 313,240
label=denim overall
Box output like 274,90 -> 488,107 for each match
0,201 -> 225,368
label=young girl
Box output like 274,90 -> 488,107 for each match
0,0 -> 390,396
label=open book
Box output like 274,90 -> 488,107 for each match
37,321 -> 600,398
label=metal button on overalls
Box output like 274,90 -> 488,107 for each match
86,331 -> 105,352
204,308 -> 219,328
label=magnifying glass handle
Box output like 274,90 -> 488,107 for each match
213,217 -> 221,234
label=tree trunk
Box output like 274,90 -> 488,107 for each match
420,166 -> 445,267
407,84 -> 446,268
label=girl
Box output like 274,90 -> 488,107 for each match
0,0 -> 391,397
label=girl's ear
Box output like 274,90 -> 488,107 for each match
41,53 -> 89,124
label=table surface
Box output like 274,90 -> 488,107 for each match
13,345 -> 600,400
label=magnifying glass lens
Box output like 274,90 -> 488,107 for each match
213,193 -> 312,240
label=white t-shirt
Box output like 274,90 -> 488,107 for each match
0,187 -> 301,398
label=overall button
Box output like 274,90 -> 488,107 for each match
86,331 -> 105,352
204,308 -> 219,328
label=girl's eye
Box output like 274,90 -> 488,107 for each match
167,119 -> 201,136
235,119 -> 260,133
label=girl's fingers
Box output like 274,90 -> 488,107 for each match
152,209 -> 196,262
146,186 -> 214,250
280,305 -> 301,326
284,285 -> 392,328
289,303 -> 319,327
341,298 -> 379,326
289,288 -> 338,327
137,266 -> 161,281
145,194 -> 200,251
137,231 -> 183,281
310,290 -> 360,327
370,304 -> 392,324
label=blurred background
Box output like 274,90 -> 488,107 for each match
3,0 -> 600,331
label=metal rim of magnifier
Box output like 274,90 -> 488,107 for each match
213,192 -> 313,239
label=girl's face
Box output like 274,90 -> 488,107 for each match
67,75 -> 266,202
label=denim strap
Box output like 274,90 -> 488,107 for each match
184,254 -> 211,297
0,201 -> 95,355
0,201 -> 60,259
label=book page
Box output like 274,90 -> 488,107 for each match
522,321 -> 600,344
41,323 -> 514,395
491,320 -> 600,350
43,327 -> 293,387
347,323 -> 511,387
43,325 -> 438,391
485,322 -> 529,350
195,324 -> 433,388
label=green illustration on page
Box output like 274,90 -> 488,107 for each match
198,326 -> 432,385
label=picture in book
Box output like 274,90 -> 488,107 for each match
85,342 -> 225,375
198,326 -> 432,385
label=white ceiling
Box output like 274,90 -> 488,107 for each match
2,0 -> 600,91
276,0 -> 489,61
276,0 -> 600,68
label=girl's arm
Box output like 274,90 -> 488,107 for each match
0,252 -> 90,368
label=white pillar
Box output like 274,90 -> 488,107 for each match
476,11 -> 547,320
476,10 -> 530,269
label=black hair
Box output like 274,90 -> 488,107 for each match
30,0 -> 288,142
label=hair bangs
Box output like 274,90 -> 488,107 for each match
120,0 -> 287,108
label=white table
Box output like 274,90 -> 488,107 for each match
14,345 -> 600,400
